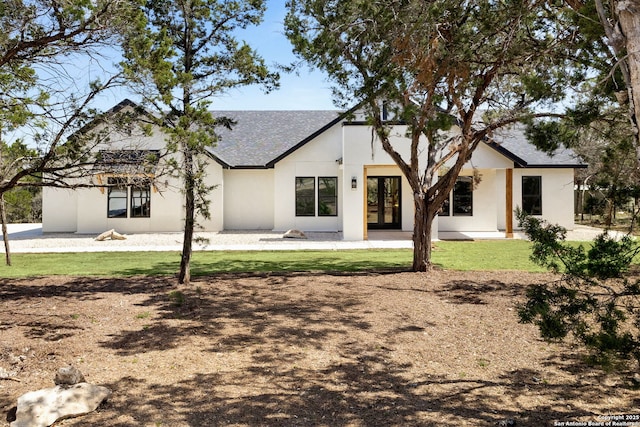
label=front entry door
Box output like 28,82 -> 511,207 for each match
367,176 -> 401,229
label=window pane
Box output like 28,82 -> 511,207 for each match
131,185 -> 151,218
107,178 -> 127,218
318,177 -> 337,216
295,177 -> 315,216
522,176 -> 542,215
453,176 -> 473,216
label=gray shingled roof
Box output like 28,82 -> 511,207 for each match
207,110 -> 342,167
97,101 -> 582,169
206,112 -> 584,169
487,125 -> 585,167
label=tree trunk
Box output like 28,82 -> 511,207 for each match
617,0 -> 640,163
178,150 -> 195,284
0,194 -> 11,266
412,194 -> 434,272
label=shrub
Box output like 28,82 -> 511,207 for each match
516,208 -> 640,369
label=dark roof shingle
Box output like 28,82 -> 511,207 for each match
207,110 -> 342,167
486,126 -> 585,168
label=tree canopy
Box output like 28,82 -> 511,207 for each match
286,0 -> 583,271
0,0 -> 140,265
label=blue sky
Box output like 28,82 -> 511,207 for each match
99,2 -> 336,111
215,2 -> 336,110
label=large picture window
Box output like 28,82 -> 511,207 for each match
318,177 -> 338,216
295,177 -> 315,216
107,178 -> 151,218
522,176 -> 542,215
438,176 -> 473,216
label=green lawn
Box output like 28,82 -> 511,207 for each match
0,239 -> 548,278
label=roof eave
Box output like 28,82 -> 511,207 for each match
516,163 -> 588,169
70,99 -> 150,140
226,165 -> 272,170
484,140 -> 528,167
203,149 -> 232,169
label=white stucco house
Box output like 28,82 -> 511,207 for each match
42,99 -> 585,240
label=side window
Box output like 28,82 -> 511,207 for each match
318,177 -> 338,216
453,176 -> 473,216
107,178 -> 128,218
107,178 -> 152,218
522,176 -> 542,215
439,176 -> 473,216
295,177 -> 315,216
131,184 -> 151,218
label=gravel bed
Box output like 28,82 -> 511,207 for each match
0,223 -> 625,253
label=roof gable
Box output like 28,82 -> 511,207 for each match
207,110 -> 343,168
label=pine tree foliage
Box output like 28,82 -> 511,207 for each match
121,0 -> 278,284
527,0 -> 640,221
517,209 -> 640,369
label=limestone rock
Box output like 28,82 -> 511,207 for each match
283,229 -> 307,239
10,383 -> 111,427
0,366 -> 18,381
95,229 -> 126,241
54,365 -> 85,386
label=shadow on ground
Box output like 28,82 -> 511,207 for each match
0,272 -> 635,427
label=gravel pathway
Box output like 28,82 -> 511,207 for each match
1,224 -> 414,253
0,223 -> 626,253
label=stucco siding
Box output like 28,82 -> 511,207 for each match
223,169 -> 274,230
42,187 -> 78,232
512,168 -> 575,230
73,180 -> 186,234
457,142 -> 514,169
273,124 -> 343,232
437,169 -> 498,232
41,103 -> 581,238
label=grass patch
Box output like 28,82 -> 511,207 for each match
168,290 -> 185,306
433,240 -> 545,272
0,240 -> 547,278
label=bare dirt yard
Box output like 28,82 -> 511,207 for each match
0,270 -> 637,427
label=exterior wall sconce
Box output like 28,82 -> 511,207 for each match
351,176 -> 357,190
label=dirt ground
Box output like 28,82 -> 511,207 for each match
0,270 -> 638,427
